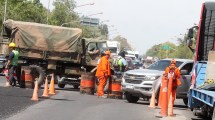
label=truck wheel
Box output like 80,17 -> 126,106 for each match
58,83 -> 65,88
30,65 -> 45,87
183,98 -> 188,106
125,92 -> 139,103
155,87 -> 160,106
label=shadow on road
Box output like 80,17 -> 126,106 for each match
55,87 -> 80,92
41,97 -> 75,102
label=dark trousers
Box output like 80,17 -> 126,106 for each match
8,65 -> 17,86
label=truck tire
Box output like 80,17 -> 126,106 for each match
183,98 -> 188,106
30,65 -> 45,87
125,92 -> 139,103
58,83 -> 65,88
155,87 -> 160,106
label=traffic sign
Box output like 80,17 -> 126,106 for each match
162,45 -> 170,50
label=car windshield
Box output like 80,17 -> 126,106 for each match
147,60 -> 183,71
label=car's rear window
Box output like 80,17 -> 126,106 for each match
147,60 -> 183,71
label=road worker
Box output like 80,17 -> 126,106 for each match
163,59 -> 181,115
113,51 -> 127,76
5,42 -> 19,86
96,50 -> 111,98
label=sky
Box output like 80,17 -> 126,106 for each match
40,0 -> 208,54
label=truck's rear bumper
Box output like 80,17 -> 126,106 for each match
188,88 -> 215,108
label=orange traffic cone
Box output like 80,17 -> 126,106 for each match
158,87 -> 162,108
160,76 -> 168,117
31,80 -> 39,101
148,89 -> 156,108
49,73 -> 56,95
42,77 -> 49,98
5,80 -> 10,87
168,94 -> 174,116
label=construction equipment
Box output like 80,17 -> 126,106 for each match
1,19 -> 108,88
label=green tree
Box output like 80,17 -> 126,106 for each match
49,0 -> 79,26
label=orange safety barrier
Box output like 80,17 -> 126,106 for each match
108,77 -> 122,99
160,76 -> 168,117
80,72 -> 95,95
20,66 -> 34,88
80,80 -> 95,88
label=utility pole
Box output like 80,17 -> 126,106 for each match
46,0 -> 50,24
3,0 -> 8,22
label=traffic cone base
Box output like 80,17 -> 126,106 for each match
148,90 -> 156,108
31,81 -> 39,101
168,94 -> 174,116
49,73 -> 56,95
42,77 -> 49,98
5,81 -> 10,87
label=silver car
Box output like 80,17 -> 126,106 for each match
122,59 -> 193,105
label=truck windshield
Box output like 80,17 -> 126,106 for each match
97,42 -> 108,52
147,60 -> 182,71
108,47 -> 117,53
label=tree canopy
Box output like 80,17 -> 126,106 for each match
0,0 -> 107,38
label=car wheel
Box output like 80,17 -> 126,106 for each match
125,92 -> 139,103
155,88 -> 160,106
58,83 -> 65,88
183,98 -> 188,106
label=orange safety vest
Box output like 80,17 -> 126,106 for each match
96,56 -> 111,77
164,66 -> 181,86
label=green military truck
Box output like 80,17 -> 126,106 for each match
0,19 -> 108,88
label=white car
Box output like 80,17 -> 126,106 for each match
122,59 -> 193,105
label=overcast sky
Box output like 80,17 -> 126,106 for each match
41,0 -> 208,54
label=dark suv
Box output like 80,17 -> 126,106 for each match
0,55 -> 7,74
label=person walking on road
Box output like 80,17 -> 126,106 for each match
5,42 -> 19,86
96,50 -> 111,98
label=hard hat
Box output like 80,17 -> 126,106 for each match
9,42 -> 16,48
105,50 -> 111,55
171,59 -> 176,64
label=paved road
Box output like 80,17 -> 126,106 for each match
0,76 -> 210,120
0,76 -> 43,119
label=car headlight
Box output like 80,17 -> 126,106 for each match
145,76 -> 160,81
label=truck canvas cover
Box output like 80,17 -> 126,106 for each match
3,19 -> 82,53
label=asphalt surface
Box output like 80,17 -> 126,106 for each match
0,76 -> 43,120
0,75 -> 212,120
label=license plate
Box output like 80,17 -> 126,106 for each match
126,85 -> 134,89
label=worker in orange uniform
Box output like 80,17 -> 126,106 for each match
164,59 -> 181,116
96,50 -> 111,98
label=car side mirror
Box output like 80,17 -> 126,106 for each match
180,70 -> 188,75
187,28 -> 194,38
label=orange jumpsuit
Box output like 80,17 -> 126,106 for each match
96,56 -> 111,96
164,65 -> 181,105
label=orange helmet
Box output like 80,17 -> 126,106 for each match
171,59 -> 176,64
